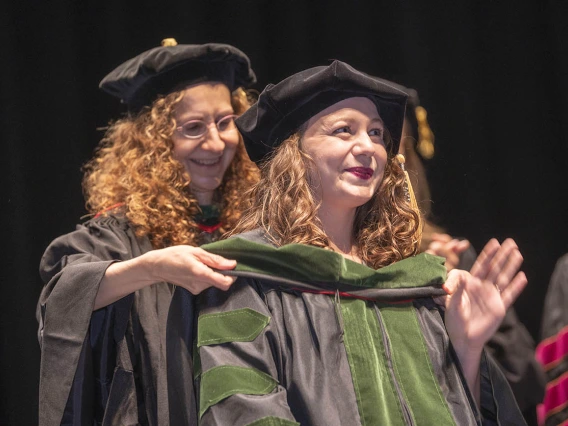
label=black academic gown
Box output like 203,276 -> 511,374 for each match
37,214 -> 183,426
167,230 -> 526,426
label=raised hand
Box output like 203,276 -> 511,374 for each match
441,238 -> 526,351
437,238 -> 527,401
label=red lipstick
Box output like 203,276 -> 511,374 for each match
346,167 -> 373,180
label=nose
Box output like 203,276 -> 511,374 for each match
351,132 -> 375,157
201,124 -> 225,152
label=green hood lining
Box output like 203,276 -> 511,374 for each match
203,237 -> 446,290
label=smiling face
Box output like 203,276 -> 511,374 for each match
301,97 -> 388,214
172,82 -> 239,205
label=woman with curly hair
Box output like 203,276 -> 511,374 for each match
37,40 -> 258,426
169,61 -> 530,425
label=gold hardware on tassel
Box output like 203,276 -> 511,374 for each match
415,106 -> 435,160
396,153 -> 423,244
161,38 -> 178,47
395,154 -> 419,210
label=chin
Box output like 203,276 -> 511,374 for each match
336,195 -> 374,209
190,178 -> 223,192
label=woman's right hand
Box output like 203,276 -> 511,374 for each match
94,246 -> 236,310
144,245 -> 236,294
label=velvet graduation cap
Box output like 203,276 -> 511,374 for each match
99,39 -> 256,112
236,60 -> 408,164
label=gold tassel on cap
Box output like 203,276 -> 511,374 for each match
396,153 -> 423,243
395,153 -> 419,212
161,38 -> 178,47
415,106 -> 435,160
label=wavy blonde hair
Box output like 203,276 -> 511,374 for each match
232,132 -> 421,269
83,87 -> 259,249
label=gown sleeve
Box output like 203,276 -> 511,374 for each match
477,350 -> 529,426
194,278 -> 299,426
37,216 -> 146,426
459,244 -> 545,418
485,308 -> 546,413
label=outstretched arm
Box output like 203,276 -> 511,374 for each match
95,246 -> 236,310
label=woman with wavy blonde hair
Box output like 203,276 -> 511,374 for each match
37,40 -> 258,426
231,128 -> 420,269
171,61 -> 530,425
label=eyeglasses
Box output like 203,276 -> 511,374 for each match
176,114 -> 238,139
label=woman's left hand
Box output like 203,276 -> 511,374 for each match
435,238 -> 527,402
440,238 -> 527,352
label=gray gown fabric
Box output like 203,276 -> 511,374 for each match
37,214 -> 179,426
167,230 -> 527,426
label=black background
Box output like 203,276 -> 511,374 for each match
2,1 -> 568,424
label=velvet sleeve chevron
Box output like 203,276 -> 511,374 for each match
194,279 -> 299,426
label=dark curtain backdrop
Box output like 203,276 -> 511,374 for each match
2,0 -> 568,424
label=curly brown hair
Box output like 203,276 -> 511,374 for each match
83,87 -> 259,249
231,132 -> 422,269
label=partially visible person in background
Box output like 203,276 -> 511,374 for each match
399,86 -> 546,424
37,39 -> 258,426
536,254 -> 568,426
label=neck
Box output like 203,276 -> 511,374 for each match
192,188 -> 215,206
317,204 -> 360,262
